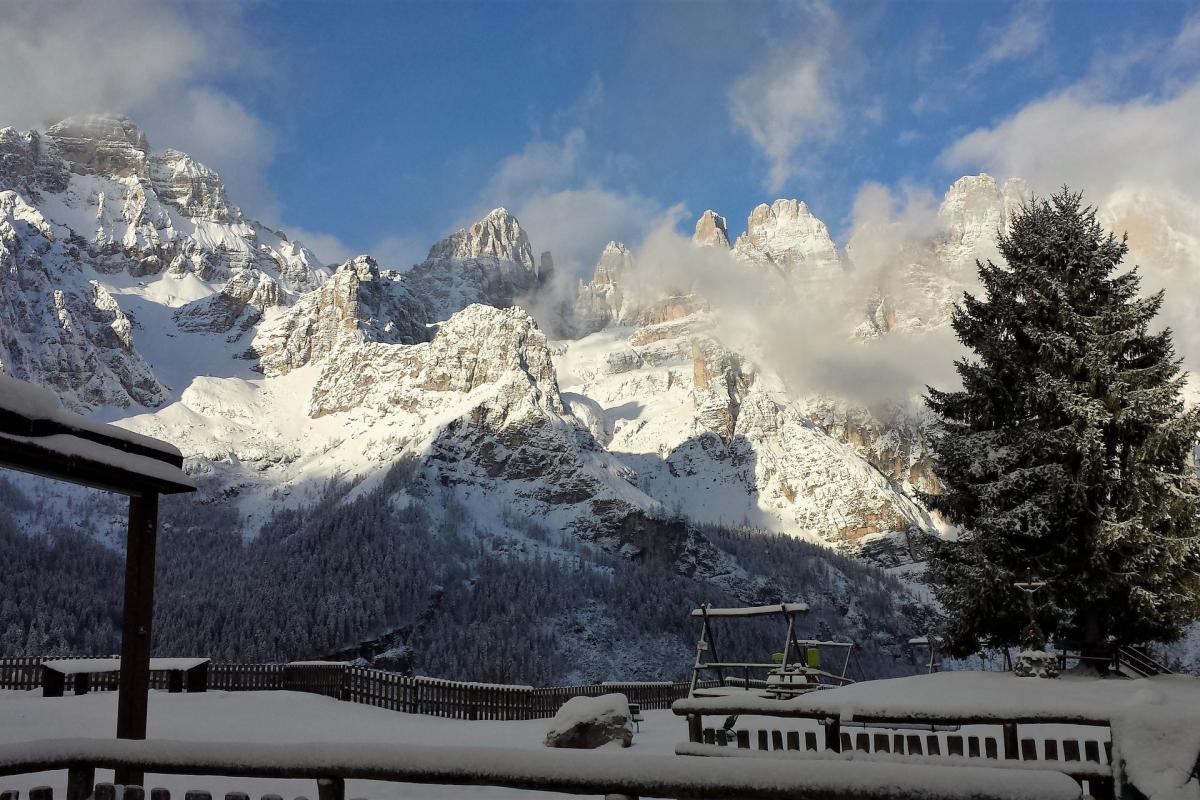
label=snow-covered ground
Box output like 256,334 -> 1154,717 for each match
4,671 -> 1198,800
0,689 -> 683,800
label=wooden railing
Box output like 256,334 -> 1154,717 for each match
0,737 -> 1084,800
0,658 -> 711,722
672,697 -> 1118,799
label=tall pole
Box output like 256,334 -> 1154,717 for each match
116,492 -> 158,787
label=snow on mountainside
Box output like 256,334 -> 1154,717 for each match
0,113 -> 1019,566
5,113 -> 1196,673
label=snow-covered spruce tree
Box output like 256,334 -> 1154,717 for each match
924,189 -> 1200,659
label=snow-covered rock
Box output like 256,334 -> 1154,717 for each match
935,173 -> 1029,273
543,692 -> 633,748
574,241 -> 639,335
0,114 -> 331,408
692,210 -> 730,249
732,198 -> 842,282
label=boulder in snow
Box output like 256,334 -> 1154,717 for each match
543,693 -> 633,749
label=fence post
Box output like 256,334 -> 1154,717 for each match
67,766 -> 95,800
825,715 -> 841,752
1003,722 -> 1019,760
317,778 -> 344,800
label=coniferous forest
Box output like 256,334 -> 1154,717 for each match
0,466 -> 933,684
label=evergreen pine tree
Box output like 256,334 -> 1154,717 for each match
925,189 -> 1200,658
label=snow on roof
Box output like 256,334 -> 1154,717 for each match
0,374 -> 194,494
691,602 -> 809,617
0,374 -> 180,458
0,736 -> 1081,800
42,657 -> 209,674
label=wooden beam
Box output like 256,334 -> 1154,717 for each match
116,492 -> 159,787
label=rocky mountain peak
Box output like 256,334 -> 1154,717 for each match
425,207 -> 536,271
592,241 -> 633,284
149,148 -> 233,222
937,173 -> 1031,270
693,210 -> 730,248
732,198 -> 840,280
45,114 -> 150,179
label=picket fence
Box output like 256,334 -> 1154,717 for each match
0,658 -> 708,721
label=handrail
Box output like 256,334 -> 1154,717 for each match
671,696 -> 1112,727
0,738 -> 1082,800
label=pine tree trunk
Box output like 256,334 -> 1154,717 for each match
1079,611 -> 1109,674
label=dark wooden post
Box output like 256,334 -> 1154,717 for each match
186,662 -> 208,692
316,778 -> 345,800
824,714 -> 841,752
42,666 -> 64,697
116,491 -> 159,787
1003,722 -> 1019,760
66,766 -> 95,800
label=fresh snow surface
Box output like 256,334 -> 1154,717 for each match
0,373 -> 184,459
674,672 -> 1200,800
0,432 -> 194,490
42,658 -> 208,675
0,690 -> 1078,800
690,603 -> 809,617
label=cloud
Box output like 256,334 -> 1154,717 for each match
484,129 -> 587,202
475,128 -> 665,280
139,88 -> 278,220
727,1 -> 848,193
941,32 -> 1200,372
370,234 -> 428,271
941,82 -> 1200,202
283,226 -> 356,267
511,186 -> 663,277
0,0 -> 288,227
630,211 -> 961,405
730,56 -> 840,192
968,2 -> 1051,78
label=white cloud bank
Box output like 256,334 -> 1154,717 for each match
0,0 -> 355,265
727,1 -> 850,193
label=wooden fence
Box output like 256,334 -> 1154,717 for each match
0,658 -> 708,721
0,736 -> 1084,800
673,697 -> 1117,799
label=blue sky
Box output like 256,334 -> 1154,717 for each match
3,0 -> 1199,276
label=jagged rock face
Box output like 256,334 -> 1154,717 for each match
254,255 -> 426,375
298,303 -> 685,555
0,190 -> 165,408
174,269 -> 280,336
0,128 -> 69,196
732,199 -> 842,282
693,210 -> 730,248
0,115 -> 330,406
935,173 -> 1029,272
557,300 -> 937,558
425,207 -> 536,271
404,208 -> 542,324
573,241 -> 640,335
150,149 -> 232,222
46,115 -> 150,179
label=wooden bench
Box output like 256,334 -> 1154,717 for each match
41,659 -> 209,697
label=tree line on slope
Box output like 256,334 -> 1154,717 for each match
0,465 -> 930,683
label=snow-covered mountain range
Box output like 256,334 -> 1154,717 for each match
4,114 -> 1196,674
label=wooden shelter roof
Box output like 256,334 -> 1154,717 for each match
0,375 -> 194,496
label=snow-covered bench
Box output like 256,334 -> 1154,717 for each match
41,658 -> 209,697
